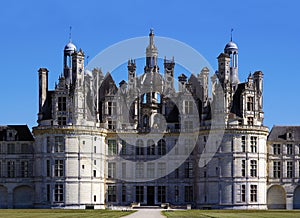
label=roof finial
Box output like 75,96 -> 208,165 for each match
150,28 -> 154,35
230,28 -> 234,41
69,26 -> 72,42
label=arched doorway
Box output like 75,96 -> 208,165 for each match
13,185 -> 34,208
267,185 -> 286,209
293,186 -> 300,209
0,185 -> 8,208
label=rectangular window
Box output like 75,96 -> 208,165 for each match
21,143 -> 31,154
175,186 -> 179,202
147,163 -> 155,178
21,161 -> 29,178
157,186 -> 166,203
184,121 -> 193,130
93,170 -> 96,177
184,139 -> 193,155
7,143 -> 15,154
94,195 -> 97,202
157,162 -> 166,178
273,161 -> 281,178
7,161 -> 15,178
184,101 -> 193,114
57,116 -> 66,126
136,163 -> 144,178
158,140 -> 166,155
241,136 -> 246,152
287,161 -> 293,178
241,185 -> 246,202
108,120 -> 116,130
108,162 -> 116,179
47,184 -> 51,202
54,184 -> 64,202
122,185 -> 126,202
273,144 -> 281,155
122,162 -> 126,179
250,160 -> 257,177
184,186 -> 193,202
58,97 -> 67,112
107,140 -> 117,155
242,160 -> 246,177
250,185 -> 257,202
54,136 -> 64,153
250,136 -> 257,153
175,168 -> 179,179
108,185 -> 117,202
121,140 -> 127,155
108,101 -> 117,115
287,144 -> 293,155
55,160 -> 64,177
47,137 -> 51,153
136,186 -> 144,203
247,96 -> 254,111
184,161 -> 193,178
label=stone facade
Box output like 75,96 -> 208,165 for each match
0,125 -> 34,208
267,126 -> 300,210
0,30 -> 299,209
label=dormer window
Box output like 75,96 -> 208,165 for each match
247,96 -> 254,111
58,97 -> 66,112
287,132 -> 293,139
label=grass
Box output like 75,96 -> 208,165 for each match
162,210 -> 300,218
0,209 -> 135,218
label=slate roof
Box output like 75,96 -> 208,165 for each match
268,126 -> 300,141
0,125 -> 34,141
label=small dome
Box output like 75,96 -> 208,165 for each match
64,42 -> 77,52
224,41 -> 238,54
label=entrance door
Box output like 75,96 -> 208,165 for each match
147,186 -> 155,205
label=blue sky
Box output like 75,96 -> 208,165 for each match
0,0 -> 299,129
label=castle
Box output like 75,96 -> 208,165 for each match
0,30 -> 299,209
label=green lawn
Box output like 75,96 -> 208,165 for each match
162,210 -> 300,218
0,209 -> 135,218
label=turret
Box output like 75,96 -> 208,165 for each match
72,49 -> 85,87
64,41 -> 76,85
164,57 -> 175,90
224,35 -> 239,86
145,29 -> 158,72
217,53 -> 231,84
128,59 -> 136,91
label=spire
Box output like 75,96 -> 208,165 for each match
149,28 -> 155,47
230,28 -> 233,42
146,28 -> 158,69
69,26 -> 72,43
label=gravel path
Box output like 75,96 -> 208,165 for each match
123,208 -> 166,218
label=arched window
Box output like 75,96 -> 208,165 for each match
158,139 -> 166,155
136,139 -> 144,155
147,139 -> 155,155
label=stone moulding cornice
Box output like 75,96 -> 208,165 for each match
32,125 -> 107,136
